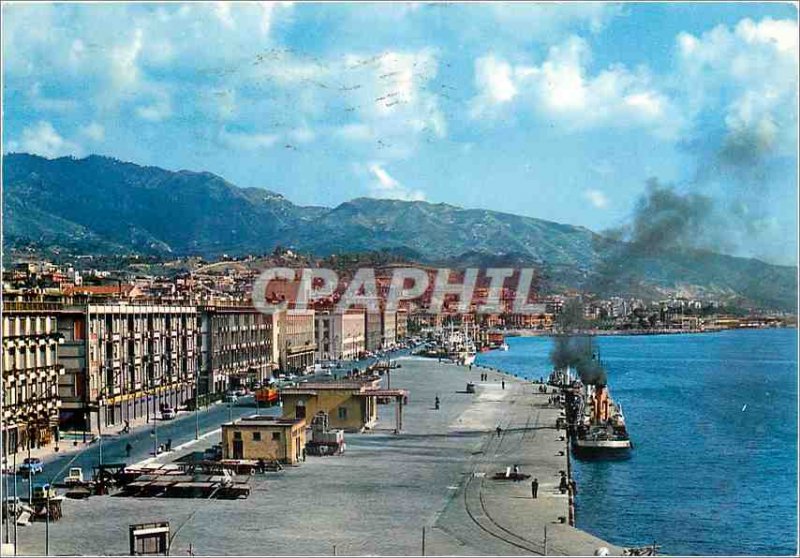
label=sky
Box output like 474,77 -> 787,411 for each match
2,2 -> 798,265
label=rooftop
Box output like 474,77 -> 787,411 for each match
225,415 -> 305,428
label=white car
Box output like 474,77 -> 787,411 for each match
161,408 -> 176,420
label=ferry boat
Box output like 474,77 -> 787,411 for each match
572,383 -> 632,459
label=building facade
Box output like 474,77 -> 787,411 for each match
221,415 -> 306,464
278,310 -> 315,373
396,309 -> 408,341
199,305 -> 277,395
2,301 -> 65,456
57,303 -> 198,432
315,311 -> 366,362
364,311 -> 382,352
380,311 -> 397,349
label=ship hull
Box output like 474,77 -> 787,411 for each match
572,438 -> 632,460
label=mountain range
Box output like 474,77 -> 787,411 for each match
3,153 -> 796,310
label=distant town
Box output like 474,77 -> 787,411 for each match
2,248 -> 794,458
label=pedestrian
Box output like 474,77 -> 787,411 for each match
560,474 -> 569,494
496,426 -> 502,437
125,442 -> 132,458
166,438 -> 172,452
501,380 -> 505,390
302,447 -> 307,462
531,478 -> 539,499
513,464 -> 520,478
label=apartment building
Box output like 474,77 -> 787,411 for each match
396,309 -> 408,341
315,311 -> 366,362
278,310 -> 315,373
364,311 -> 382,353
381,310 -> 397,349
2,301 -> 65,456
57,303 -> 198,432
199,304 -> 278,395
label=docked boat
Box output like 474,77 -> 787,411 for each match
572,383 -> 632,459
442,326 -> 477,366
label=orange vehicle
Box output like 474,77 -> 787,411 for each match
255,387 -> 280,406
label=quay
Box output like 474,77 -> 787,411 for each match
15,358 -> 619,556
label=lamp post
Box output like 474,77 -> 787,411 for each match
194,364 -> 200,440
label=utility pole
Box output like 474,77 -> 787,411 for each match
194,364 -> 200,440
45,491 -> 50,556
13,453 -> 17,555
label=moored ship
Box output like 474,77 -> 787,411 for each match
572,383 -> 632,459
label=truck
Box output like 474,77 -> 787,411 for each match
254,387 -> 280,406
63,467 -> 84,486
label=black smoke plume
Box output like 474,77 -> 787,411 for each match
550,299 -> 607,385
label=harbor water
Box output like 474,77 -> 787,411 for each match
476,328 -> 798,556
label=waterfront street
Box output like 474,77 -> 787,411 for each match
13,357 -> 617,556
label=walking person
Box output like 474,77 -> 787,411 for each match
501,380 -> 505,390
496,425 -> 502,437
125,442 -> 133,458
531,478 -> 539,499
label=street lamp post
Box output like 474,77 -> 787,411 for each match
194,363 -> 200,440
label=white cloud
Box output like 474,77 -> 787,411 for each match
583,189 -> 609,209
470,56 -> 517,117
135,91 -> 172,122
80,122 -> 105,141
8,121 -> 81,158
470,36 -> 681,138
676,17 -> 798,159
367,163 -> 426,201
219,129 -> 279,151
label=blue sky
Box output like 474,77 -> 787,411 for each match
3,2 -> 798,264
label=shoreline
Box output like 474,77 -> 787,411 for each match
503,325 -> 795,338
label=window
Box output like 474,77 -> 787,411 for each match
338,407 -> 348,420
233,431 -> 242,440
271,432 -> 281,441
252,432 -> 261,441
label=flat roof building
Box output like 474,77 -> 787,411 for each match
280,379 -> 407,433
221,415 -> 306,465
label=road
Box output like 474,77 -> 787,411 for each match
4,395 -> 278,500
4,348 -> 410,499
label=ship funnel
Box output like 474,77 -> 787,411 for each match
594,384 -> 610,423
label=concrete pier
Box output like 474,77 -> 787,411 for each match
15,357 -> 619,556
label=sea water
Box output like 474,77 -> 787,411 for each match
476,328 -> 798,555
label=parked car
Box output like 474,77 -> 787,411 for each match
234,387 -> 247,397
286,373 -> 297,381
161,408 -> 176,420
33,483 -> 57,500
19,457 -> 44,476
224,394 -> 238,404
63,467 -> 84,486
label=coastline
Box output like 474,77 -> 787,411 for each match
503,325 -> 795,337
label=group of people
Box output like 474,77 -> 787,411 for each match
529,473 -> 577,499
479,372 -> 489,381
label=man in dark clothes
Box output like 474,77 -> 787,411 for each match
501,380 -> 505,390
531,478 -> 539,499
560,473 -> 569,493
496,426 -> 502,437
